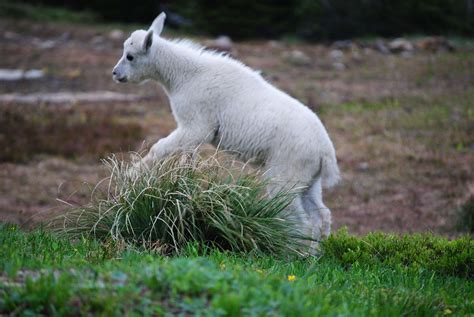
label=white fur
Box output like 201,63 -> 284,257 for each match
112,13 -> 340,242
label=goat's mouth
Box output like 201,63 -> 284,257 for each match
113,75 -> 128,83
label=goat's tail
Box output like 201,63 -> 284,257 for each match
321,152 -> 340,188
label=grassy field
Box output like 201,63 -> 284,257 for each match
1,224 -> 473,316
1,8 -> 473,316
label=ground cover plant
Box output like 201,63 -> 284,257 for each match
1,224 -> 473,316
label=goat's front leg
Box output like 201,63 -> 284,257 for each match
142,127 -> 211,166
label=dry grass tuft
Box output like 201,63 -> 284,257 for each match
54,153 -> 308,256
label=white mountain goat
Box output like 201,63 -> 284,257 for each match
112,13 -> 340,244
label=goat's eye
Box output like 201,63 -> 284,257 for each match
126,54 -> 134,61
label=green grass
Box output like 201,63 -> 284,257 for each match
1,224 -> 473,316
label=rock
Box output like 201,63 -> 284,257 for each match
329,49 -> 344,60
332,40 -> 354,50
0,69 -> 44,81
109,29 -> 125,41
91,35 -> 105,45
415,36 -> 454,52
32,33 -> 70,50
207,35 -> 233,52
36,40 -> 56,50
332,62 -> 346,71
58,32 -> 71,42
351,50 -> 362,62
268,40 -> 282,49
0,91 -> 147,104
282,50 -> 312,66
4,31 -> 19,40
373,39 -> 389,54
357,162 -> 369,172
23,70 -> 44,79
388,38 -> 414,53
363,47 -> 373,55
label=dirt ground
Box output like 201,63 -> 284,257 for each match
1,19 -> 473,236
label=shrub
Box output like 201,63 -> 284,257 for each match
55,153 -> 307,256
0,2 -> 97,23
296,0 -> 474,40
323,228 -> 474,278
172,0 -> 296,39
172,0 -> 474,39
12,0 -> 474,39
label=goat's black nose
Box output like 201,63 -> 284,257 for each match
112,70 -> 117,75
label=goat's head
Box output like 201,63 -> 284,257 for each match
112,12 -> 166,84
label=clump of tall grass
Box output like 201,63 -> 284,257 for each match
55,153 -> 307,256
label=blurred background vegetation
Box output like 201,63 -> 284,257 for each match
2,0 -> 474,40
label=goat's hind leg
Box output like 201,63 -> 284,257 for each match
266,182 -> 312,241
302,178 -> 332,241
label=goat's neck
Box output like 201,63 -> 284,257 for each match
149,38 -> 200,93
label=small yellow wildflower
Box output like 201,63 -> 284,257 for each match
287,275 -> 296,282
444,308 -> 452,315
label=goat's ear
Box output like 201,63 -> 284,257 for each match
143,29 -> 153,51
149,12 -> 166,36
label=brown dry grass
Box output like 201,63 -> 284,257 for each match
0,103 -> 143,162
